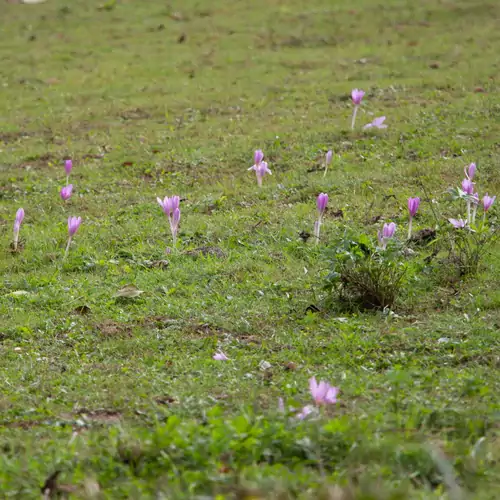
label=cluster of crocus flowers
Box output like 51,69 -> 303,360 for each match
407,197 -> 420,239
351,89 -> 365,129
297,377 -> 339,420
248,149 -> 272,187
314,193 -> 328,244
157,195 -> 181,246
13,208 -> 24,251
377,222 -> 396,250
449,163 -> 495,228
64,216 -> 82,260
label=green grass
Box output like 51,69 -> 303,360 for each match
1,0 -> 500,497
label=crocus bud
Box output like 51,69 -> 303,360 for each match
65,159 -> 73,176
408,197 -> 420,217
60,184 -> 73,201
254,149 -> 264,165
383,222 -> 396,239
317,193 -> 328,216
461,179 -> 474,195
465,163 -> 476,180
68,216 -> 82,237
14,208 -> 24,231
482,194 -> 496,212
325,150 -> 333,165
351,89 -> 365,106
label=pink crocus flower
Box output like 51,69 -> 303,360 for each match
377,222 -> 396,249
407,197 -> 420,239
482,194 -> 496,212
464,162 -> 476,180
248,160 -> 272,187
363,116 -> 387,130
13,208 -> 24,251
64,216 -> 82,259
157,196 -> 181,246
314,193 -> 328,244
60,184 -> 73,201
213,351 -> 229,361
351,89 -> 365,130
448,218 -> 467,229
324,149 -> 333,177
309,377 -> 339,405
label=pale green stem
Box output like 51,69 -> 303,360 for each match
351,106 -> 358,130
13,230 -> 19,251
466,200 -> 471,224
66,175 -> 69,186
63,236 -> 72,260
323,160 -> 328,178
407,217 -> 413,240
315,217 -> 322,245
472,205 -> 477,224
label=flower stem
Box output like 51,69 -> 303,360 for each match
13,230 -> 19,251
466,200 -> 471,224
351,106 -> 358,130
323,160 -> 328,178
407,217 -> 413,240
63,237 -> 72,260
314,219 -> 321,245
66,175 -> 69,186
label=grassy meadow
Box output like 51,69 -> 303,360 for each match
1,0 -> 500,497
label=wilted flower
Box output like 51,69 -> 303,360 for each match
157,196 -> 181,246
249,160 -> 272,187
213,351 -> 229,361
377,222 -> 396,249
64,216 -> 82,259
13,208 -> 24,251
448,218 -> 467,229
296,405 -> 315,420
363,116 -> 387,130
407,197 -> 420,239
350,89 -> 365,130
60,184 -> 73,201
309,377 -> 339,405
324,149 -> 333,177
482,194 -> 496,212
464,162 -> 476,180
314,193 -> 329,244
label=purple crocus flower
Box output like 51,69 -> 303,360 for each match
213,351 -> 229,361
157,196 -> 181,246
60,184 -> 73,201
68,216 -> 82,237
464,162 -> 476,180
363,116 -> 387,130
377,222 -> 396,249
254,149 -> 264,165
64,216 -> 82,259
317,193 -> 328,217
407,197 -> 420,239
314,193 -> 329,244
13,208 -> 24,251
309,377 -> 339,405
461,178 -> 474,195
248,161 -> 272,187
448,218 -> 467,229
351,89 -> 365,106
482,194 -> 496,212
